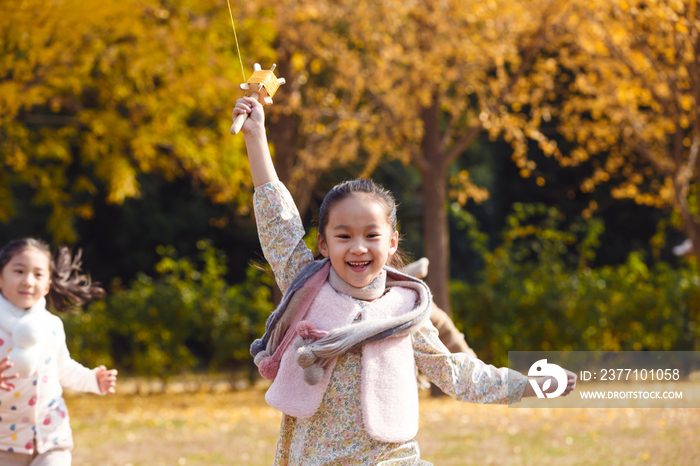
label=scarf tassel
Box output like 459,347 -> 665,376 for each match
293,321 -> 328,385
255,320 -> 328,381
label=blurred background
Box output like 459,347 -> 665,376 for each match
1,0 -> 699,382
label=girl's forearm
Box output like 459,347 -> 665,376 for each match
245,128 -> 279,187
522,376 -> 548,397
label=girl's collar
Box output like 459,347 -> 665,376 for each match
0,292 -> 46,321
328,266 -> 387,301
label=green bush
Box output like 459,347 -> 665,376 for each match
450,203 -> 700,367
61,240 -> 274,378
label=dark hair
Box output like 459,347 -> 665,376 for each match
0,238 -> 105,312
317,179 -> 407,269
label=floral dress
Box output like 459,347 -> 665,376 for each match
254,180 -> 528,466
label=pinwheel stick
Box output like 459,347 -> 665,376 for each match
231,63 -> 286,134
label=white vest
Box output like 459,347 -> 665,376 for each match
265,283 -> 420,443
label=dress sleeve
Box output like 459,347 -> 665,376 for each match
412,320 -> 528,405
54,318 -> 101,395
253,180 -> 315,294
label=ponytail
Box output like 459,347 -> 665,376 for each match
49,246 -> 105,312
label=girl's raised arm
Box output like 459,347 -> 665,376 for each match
233,97 -> 278,187
234,97 -> 314,293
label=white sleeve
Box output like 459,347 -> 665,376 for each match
54,318 -> 102,394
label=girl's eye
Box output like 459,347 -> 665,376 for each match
337,234 -> 350,239
367,233 -> 380,238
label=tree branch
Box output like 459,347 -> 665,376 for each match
17,114 -> 87,128
687,32 -> 700,107
444,125 -> 484,166
626,116 -> 673,178
677,133 -> 699,201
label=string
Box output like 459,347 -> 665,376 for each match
225,0 -> 246,82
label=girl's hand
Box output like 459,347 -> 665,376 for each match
0,356 -> 18,391
523,368 -> 577,398
96,365 -> 118,394
233,96 -> 265,135
561,368 -> 577,396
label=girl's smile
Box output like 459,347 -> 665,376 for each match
348,261 -> 370,271
317,193 -> 398,288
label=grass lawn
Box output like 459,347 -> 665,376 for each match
67,384 -> 700,466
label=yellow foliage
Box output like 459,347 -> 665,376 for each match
534,0 -> 700,228
0,0 -> 263,242
247,0 -> 571,212
449,170 -> 490,206
5,0 -> 697,245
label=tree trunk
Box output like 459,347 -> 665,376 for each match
674,182 -> 700,264
268,46 -> 292,306
269,43 -> 319,219
270,50 -> 294,188
422,166 -> 450,313
420,101 -> 451,314
669,128 -> 700,265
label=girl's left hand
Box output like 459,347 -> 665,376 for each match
96,365 -> 118,394
561,368 -> 577,396
0,356 -> 17,391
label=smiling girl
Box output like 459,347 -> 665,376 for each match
233,97 -> 575,465
0,238 -> 117,466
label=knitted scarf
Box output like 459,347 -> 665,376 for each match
250,258 -> 432,385
0,293 -> 48,378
